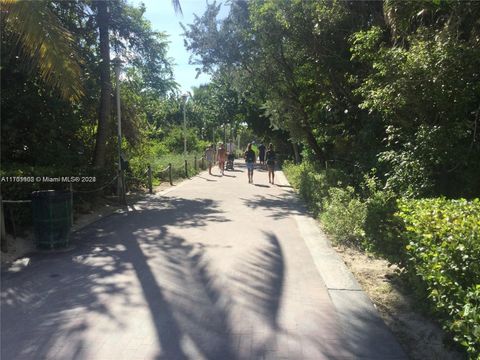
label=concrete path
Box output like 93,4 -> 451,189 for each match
1,162 -> 408,360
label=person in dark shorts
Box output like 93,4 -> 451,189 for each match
244,143 -> 256,183
217,142 -> 226,175
258,143 -> 266,167
265,143 -> 276,184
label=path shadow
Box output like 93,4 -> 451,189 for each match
198,176 -> 217,182
227,232 -> 286,359
119,210 -> 236,360
297,302 -> 409,359
241,193 -> 305,220
231,232 -> 284,328
275,184 -> 292,189
254,184 -> 270,188
3,191 -> 358,359
1,197 -> 235,360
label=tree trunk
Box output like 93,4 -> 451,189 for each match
304,127 -> 324,163
287,95 -> 326,164
292,142 -> 300,164
299,108 -> 325,163
93,1 -> 111,168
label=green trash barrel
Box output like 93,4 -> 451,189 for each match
32,190 -> 72,249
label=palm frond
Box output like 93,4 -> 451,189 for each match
171,0 -> 183,16
1,0 -> 84,101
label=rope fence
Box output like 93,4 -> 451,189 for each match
2,156 -> 210,206
70,175 -> 119,194
0,155 -> 210,246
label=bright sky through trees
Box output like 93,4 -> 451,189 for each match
129,0 -> 230,92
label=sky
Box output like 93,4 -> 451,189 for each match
129,0 -> 230,93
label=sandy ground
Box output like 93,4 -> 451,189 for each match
334,245 -> 466,360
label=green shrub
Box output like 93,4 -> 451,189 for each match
126,136 -> 207,187
150,153 -> 204,183
283,161 -> 322,213
397,198 -> 480,357
362,175 -> 406,263
285,161 -> 480,356
284,161 -> 366,246
283,161 -> 346,215
320,186 -> 367,246
163,126 -> 207,154
282,160 -> 302,188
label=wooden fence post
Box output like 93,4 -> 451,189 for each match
184,159 -> 188,178
147,164 -> 153,194
194,155 -> 197,171
0,192 -> 7,253
8,206 -> 16,240
117,169 -> 127,205
69,183 -> 74,226
168,163 -> 173,185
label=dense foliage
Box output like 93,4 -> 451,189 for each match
1,1 -> 247,197
1,0 -> 174,174
2,0 -> 479,355
399,198 -> 480,356
184,0 -> 480,199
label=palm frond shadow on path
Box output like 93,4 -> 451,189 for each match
1,197 -> 229,359
241,192 -> 305,220
78,196 -> 236,360
219,232 -> 289,359
1,196 -> 289,360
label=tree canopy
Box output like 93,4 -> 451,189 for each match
1,0 -> 176,173
2,0 -> 479,199
183,0 -> 480,198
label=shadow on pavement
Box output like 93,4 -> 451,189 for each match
241,192 -> 305,220
275,184 -> 293,189
1,197 -> 290,360
230,232 -> 284,326
197,176 -> 218,182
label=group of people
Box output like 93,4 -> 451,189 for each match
244,143 -> 276,184
204,142 -> 233,176
204,142 -> 276,184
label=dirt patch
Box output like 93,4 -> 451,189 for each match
334,245 -> 465,360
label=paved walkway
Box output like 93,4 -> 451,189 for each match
1,162 -> 408,360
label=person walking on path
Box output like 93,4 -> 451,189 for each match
244,143 -> 256,183
258,143 -> 266,168
217,142 -> 227,175
265,143 -> 276,184
205,144 -> 215,175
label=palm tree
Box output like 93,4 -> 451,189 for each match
92,0 -> 182,168
1,0 -> 84,101
92,0 -> 111,168
2,0 -> 182,168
